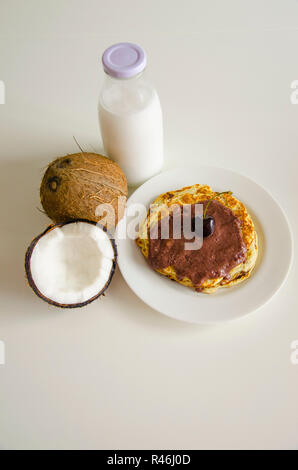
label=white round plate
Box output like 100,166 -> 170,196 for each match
116,166 -> 293,324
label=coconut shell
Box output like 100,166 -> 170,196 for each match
40,153 -> 128,228
25,219 -> 118,308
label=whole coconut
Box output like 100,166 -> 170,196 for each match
40,153 -> 127,229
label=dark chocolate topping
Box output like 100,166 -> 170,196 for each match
148,200 -> 247,290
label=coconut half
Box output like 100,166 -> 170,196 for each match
25,220 -> 117,308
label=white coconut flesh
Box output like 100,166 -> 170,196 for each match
29,222 -> 115,306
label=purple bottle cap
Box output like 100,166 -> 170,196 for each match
102,42 -> 147,79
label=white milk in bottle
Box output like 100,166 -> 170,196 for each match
98,42 -> 163,186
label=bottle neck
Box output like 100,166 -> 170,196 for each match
100,69 -> 154,114
104,70 -> 145,84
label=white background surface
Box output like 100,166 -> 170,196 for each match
0,0 -> 297,450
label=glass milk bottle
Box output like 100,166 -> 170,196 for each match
98,42 -> 164,186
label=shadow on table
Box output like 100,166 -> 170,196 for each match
108,266 -> 216,333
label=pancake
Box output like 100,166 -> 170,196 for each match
136,184 -> 258,293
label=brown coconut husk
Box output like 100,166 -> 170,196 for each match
40,153 -> 128,229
